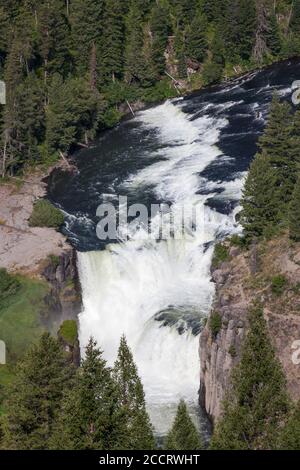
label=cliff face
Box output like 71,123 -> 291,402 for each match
200,236 -> 300,422
42,249 -> 81,330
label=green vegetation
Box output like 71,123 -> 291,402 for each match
0,0 -> 299,177
113,335 -> 155,450
29,199 -> 64,229
165,399 -> 203,450
271,275 -> 288,296
0,273 -> 48,363
0,268 -> 20,303
58,320 -> 78,347
1,335 -> 157,451
212,243 -> 230,268
278,401 -> 300,450
2,333 -> 74,450
241,96 -> 300,241
289,175 -> 300,242
210,303 -> 290,450
209,311 -> 222,338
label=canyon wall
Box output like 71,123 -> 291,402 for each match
200,236 -> 300,422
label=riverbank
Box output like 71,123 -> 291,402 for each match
0,168 -> 71,276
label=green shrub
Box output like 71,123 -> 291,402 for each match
271,275 -> 288,296
229,234 -> 250,249
212,243 -> 230,268
48,254 -> 60,268
0,269 -> 20,304
228,345 -> 237,358
29,199 -> 64,229
58,320 -> 78,346
210,311 -> 222,337
202,61 -> 223,86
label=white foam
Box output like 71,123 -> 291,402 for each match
78,100 -> 242,434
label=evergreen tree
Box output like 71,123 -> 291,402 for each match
113,336 -> 155,450
37,0 -> 71,81
165,400 -> 203,450
278,401 -> 300,450
185,13 -> 208,64
240,152 -> 279,238
266,11 -> 281,56
125,3 -> 145,84
2,333 -> 73,450
150,3 -> 170,77
258,95 -> 296,210
51,338 -> 123,450
223,0 -> 257,62
170,0 -> 198,27
46,74 -> 100,157
70,0 -> 104,75
101,0 -> 125,82
210,304 -> 290,450
289,175 -> 300,241
290,0 -> 300,37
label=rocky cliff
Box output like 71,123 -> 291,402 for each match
200,235 -> 300,422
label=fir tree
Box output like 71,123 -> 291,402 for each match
45,74 -> 100,157
289,175 -> 300,241
185,14 -> 208,64
165,400 -> 203,450
150,3 -> 170,77
278,401 -> 300,450
113,336 -> 155,450
266,12 -> 281,56
101,0 -> 125,83
51,338 -> 123,450
240,152 -> 279,238
258,95 -> 296,210
210,303 -> 290,450
290,0 -> 300,37
70,0 -> 104,75
37,0 -> 71,81
2,333 -> 73,450
125,3 -> 145,84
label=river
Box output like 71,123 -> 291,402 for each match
48,58 -> 300,437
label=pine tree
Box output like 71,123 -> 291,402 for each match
266,12 -> 281,56
278,401 -> 300,450
290,0 -> 300,37
70,0 -> 104,75
125,3 -> 145,84
165,400 -> 203,450
46,74 -> 100,157
223,0 -> 257,62
210,303 -> 290,450
170,0 -> 198,27
113,336 -> 155,450
185,13 -> 208,64
2,333 -> 73,450
150,3 -> 170,77
289,175 -> 300,241
258,95 -> 296,210
240,152 -> 280,238
101,0 -> 125,83
51,338 -> 123,450
37,0 -> 71,81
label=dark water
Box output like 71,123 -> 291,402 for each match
46,58 -> 300,436
48,58 -> 300,251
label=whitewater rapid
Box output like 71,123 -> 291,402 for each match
77,100 -> 243,434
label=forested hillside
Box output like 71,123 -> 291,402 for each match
0,0 -> 299,178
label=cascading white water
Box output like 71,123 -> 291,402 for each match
78,100 -> 243,435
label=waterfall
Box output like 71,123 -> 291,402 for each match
77,100 -> 243,435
